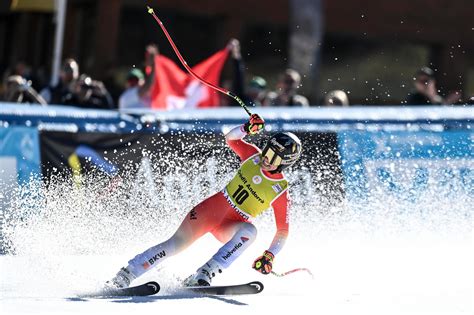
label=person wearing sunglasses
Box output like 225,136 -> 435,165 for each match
107,113 -> 302,288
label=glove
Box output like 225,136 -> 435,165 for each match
243,114 -> 265,135
252,250 -> 274,274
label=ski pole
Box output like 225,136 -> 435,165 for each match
146,6 -> 252,116
271,268 -> 314,278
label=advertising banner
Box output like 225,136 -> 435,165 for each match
1,127 -> 41,251
338,130 -> 473,201
39,131 -> 156,184
0,127 -> 41,184
0,127 -> 41,210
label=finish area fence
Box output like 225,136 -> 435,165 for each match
1,103 -> 472,212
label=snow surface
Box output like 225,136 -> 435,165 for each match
1,217 -> 472,315
1,157 -> 472,315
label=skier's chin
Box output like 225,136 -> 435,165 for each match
262,162 -> 277,172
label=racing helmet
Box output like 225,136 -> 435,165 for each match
261,132 -> 302,173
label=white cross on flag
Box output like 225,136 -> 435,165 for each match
151,48 -> 229,110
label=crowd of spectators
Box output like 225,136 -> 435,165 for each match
226,38 -> 309,107
39,58 -> 114,110
1,39 -> 472,109
2,58 -> 114,109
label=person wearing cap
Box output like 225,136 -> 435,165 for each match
128,69 -> 145,85
246,76 -> 267,107
118,45 -> 158,110
406,67 -> 444,105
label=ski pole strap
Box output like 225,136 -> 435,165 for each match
146,6 -> 252,117
271,268 -> 314,278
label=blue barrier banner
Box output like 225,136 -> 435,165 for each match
1,103 -> 473,205
338,130 -> 474,201
0,127 -> 41,184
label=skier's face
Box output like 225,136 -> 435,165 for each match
261,155 -> 279,172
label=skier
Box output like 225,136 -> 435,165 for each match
108,113 -> 302,288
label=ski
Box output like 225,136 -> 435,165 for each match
85,281 -> 160,297
83,280 -> 262,298
183,281 -> 264,295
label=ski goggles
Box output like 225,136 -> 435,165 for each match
262,147 -> 283,167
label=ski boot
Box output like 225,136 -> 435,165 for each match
106,267 -> 136,289
184,259 -> 222,287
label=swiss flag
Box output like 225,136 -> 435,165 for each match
150,48 -> 229,110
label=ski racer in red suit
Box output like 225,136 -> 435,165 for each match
108,113 -> 302,288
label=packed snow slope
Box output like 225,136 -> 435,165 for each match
1,150 -> 472,315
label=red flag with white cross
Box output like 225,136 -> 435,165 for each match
151,48 -> 229,110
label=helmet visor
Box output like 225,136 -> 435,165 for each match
263,147 -> 282,167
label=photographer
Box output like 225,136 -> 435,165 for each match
3,75 -> 47,105
74,74 -> 114,110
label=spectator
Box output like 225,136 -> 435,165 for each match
407,66 -> 462,105
324,90 -> 349,106
246,76 -> 267,107
119,44 -> 158,110
264,69 -> 309,107
226,38 -> 268,107
73,74 -> 114,109
40,58 -> 80,105
2,75 -> 46,105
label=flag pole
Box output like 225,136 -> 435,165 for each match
51,0 -> 68,87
